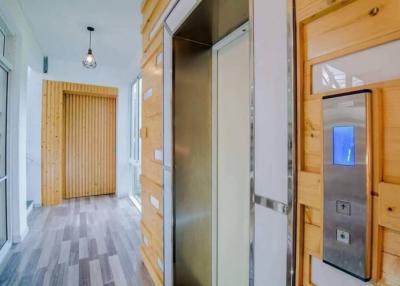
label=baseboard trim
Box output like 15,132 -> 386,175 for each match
12,225 -> 29,243
0,241 -> 12,265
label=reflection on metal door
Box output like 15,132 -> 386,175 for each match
216,28 -> 250,286
65,93 -> 116,199
173,39 -> 212,286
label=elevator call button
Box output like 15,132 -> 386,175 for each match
337,229 -> 351,245
336,200 -> 351,216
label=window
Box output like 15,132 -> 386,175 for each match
0,28 -> 5,57
312,40 -> 400,94
0,21 -> 9,249
0,65 -> 8,248
130,76 -> 142,207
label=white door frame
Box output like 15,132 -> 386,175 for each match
0,20 -> 13,262
163,1 -> 255,285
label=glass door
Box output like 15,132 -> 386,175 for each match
130,76 -> 142,206
0,66 -> 8,249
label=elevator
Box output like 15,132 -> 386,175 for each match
163,0 -> 250,285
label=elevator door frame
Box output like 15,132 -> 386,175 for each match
163,0 -> 297,285
212,23 -> 251,286
163,1 -> 254,284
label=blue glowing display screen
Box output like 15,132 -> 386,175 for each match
333,126 -> 355,166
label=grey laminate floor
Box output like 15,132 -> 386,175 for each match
0,195 -> 154,286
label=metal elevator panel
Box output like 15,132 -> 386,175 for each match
169,0 -> 249,285
175,0 -> 249,46
173,38 -> 212,286
323,91 -> 371,280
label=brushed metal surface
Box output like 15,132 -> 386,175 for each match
322,92 -> 371,280
173,38 -> 212,286
254,194 -> 288,214
174,0 -> 249,46
164,1 -> 250,285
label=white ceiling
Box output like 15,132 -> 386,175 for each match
18,0 -> 142,74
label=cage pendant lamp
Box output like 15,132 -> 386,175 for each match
83,26 -> 97,69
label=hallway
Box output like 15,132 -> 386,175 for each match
0,196 -> 153,286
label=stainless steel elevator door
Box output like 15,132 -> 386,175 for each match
216,30 -> 250,286
173,39 -> 212,286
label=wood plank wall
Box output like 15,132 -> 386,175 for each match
295,0 -> 400,285
64,93 -> 116,199
140,0 -> 170,285
41,80 -> 117,206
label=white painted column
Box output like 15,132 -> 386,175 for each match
26,66 -> 43,206
253,0 -> 289,284
8,34 -> 29,243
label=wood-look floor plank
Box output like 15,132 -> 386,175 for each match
109,255 -> 128,286
66,264 -> 79,286
79,237 -> 89,260
99,253 -> 114,284
32,266 -> 47,286
0,196 -> 153,286
59,240 -> 71,265
89,259 -> 103,286
79,258 -> 91,286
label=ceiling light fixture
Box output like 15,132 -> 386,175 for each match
82,26 -> 97,69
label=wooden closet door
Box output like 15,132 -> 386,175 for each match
65,93 -> 116,199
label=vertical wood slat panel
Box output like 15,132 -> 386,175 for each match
41,80 -> 117,206
64,94 -> 116,199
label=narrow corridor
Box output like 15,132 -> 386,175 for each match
0,196 -> 153,286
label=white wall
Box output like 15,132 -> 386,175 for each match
26,66 -> 43,206
253,0 -> 289,284
43,58 -> 137,199
0,0 -> 44,242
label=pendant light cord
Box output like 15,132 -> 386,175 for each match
89,30 -> 92,50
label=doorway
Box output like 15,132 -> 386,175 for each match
64,93 -> 116,199
42,81 -> 118,205
164,0 -> 251,281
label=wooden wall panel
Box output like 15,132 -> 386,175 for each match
304,0 -> 400,60
141,0 -> 170,52
142,40 -> 163,119
64,94 -> 116,199
296,0 -> 353,22
298,171 -> 322,210
381,253 -> 400,286
41,80 -> 117,206
383,86 -> 400,184
296,1 -> 400,285
140,0 -> 170,285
